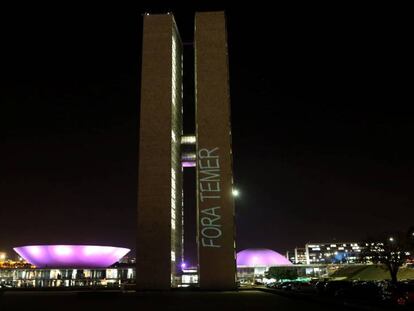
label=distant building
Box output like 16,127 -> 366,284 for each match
305,242 -> 365,264
236,248 -> 292,283
13,245 -> 130,268
286,248 -> 307,265
0,268 -> 134,288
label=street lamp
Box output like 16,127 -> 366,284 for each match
389,237 -> 395,242
232,189 -> 239,197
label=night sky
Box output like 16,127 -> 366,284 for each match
1,4 -> 413,265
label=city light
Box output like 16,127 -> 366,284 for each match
232,189 -> 240,197
14,245 -> 130,268
237,248 -> 292,266
389,237 -> 395,242
181,135 -> 196,144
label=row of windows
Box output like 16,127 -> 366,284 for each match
171,30 -> 183,271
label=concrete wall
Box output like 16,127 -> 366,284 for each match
195,11 -> 237,290
137,14 -> 183,290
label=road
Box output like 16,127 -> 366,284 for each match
0,289 -> 358,311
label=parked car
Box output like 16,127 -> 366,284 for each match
381,281 -> 414,306
291,281 -> 315,292
280,281 -> 295,290
324,281 -> 353,296
315,280 -> 328,294
336,281 -> 382,301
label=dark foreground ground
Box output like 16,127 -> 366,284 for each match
0,289 -> 362,311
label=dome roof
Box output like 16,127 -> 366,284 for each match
237,248 -> 292,267
14,245 -> 130,268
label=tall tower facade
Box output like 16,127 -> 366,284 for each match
195,11 -> 236,290
137,14 -> 183,290
137,11 -> 235,290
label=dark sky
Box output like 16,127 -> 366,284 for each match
1,3 -> 413,265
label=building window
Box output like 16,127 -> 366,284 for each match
172,130 -> 176,143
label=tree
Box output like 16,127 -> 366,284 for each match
266,267 -> 298,280
363,231 -> 412,284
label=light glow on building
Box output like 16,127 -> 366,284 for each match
13,245 -> 130,268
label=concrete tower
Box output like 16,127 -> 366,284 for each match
137,11 -> 235,290
137,13 -> 183,290
195,11 -> 236,290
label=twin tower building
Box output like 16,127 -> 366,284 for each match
137,12 -> 236,290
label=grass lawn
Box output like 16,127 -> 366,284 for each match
331,265 -> 414,281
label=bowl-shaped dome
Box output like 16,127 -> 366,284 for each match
13,245 -> 130,268
237,248 -> 292,267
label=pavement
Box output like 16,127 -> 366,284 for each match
258,287 -> 409,310
0,289 -> 358,311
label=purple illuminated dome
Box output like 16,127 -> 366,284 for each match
13,245 -> 130,268
237,248 -> 292,267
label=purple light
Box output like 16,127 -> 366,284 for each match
182,161 -> 196,167
237,248 -> 292,267
181,262 -> 186,269
13,245 -> 130,268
